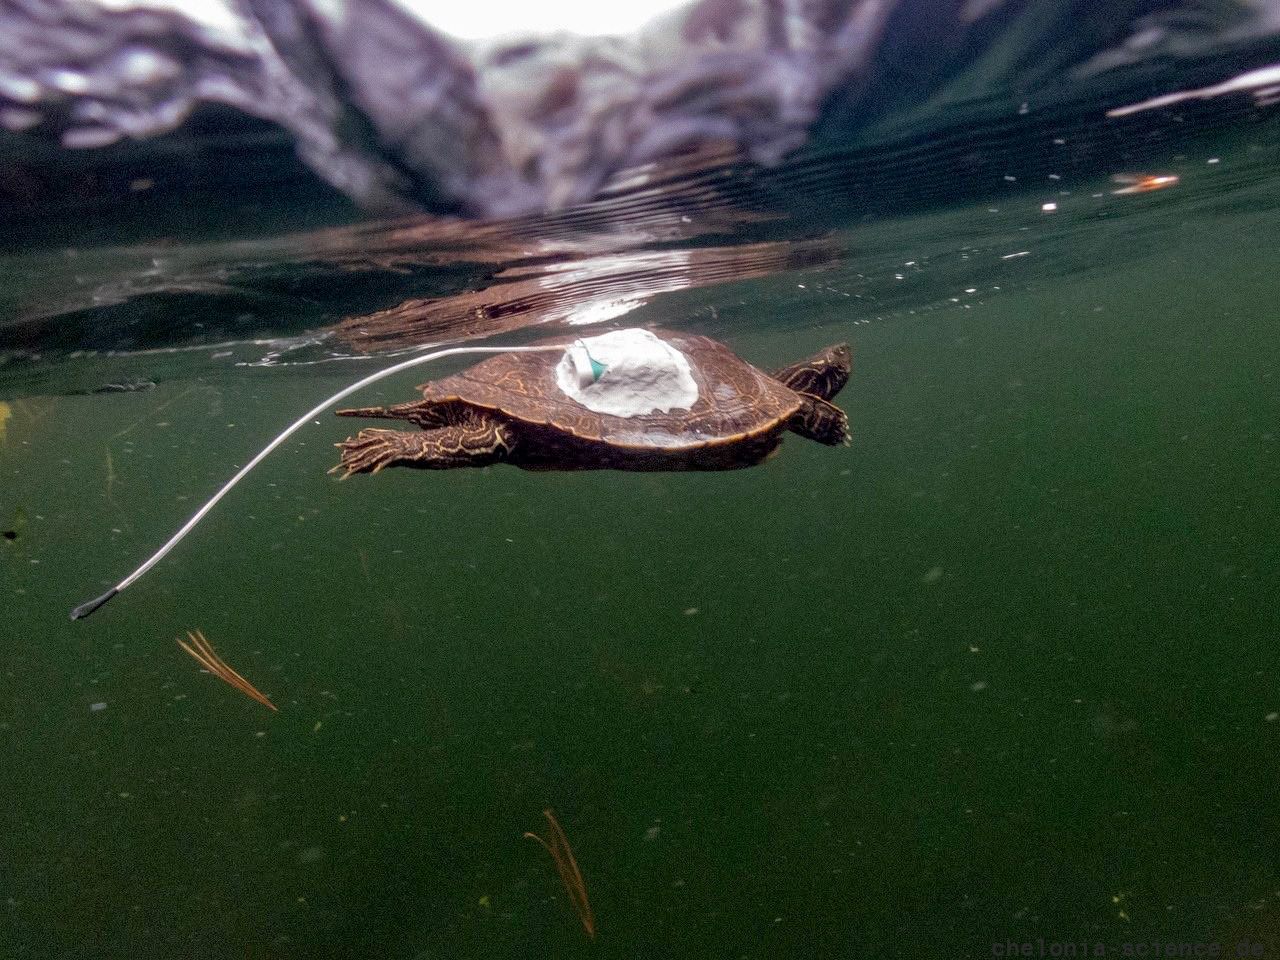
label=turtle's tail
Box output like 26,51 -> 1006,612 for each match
335,404 -> 388,419
335,401 -> 417,421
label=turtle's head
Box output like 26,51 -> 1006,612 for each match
821,343 -> 852,371
772,342 -> 852,401
818,343 -> 852,398
811,343 -> 851,399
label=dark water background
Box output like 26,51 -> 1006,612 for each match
4,49 -> 1280,960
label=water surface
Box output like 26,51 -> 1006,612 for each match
3,86 -> 1280,960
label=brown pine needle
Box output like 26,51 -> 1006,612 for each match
524,808 -> 596,939
177,629 -> 277,712
178,630 -> 276,711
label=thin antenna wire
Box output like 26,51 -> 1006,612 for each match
71,343 -> 569,620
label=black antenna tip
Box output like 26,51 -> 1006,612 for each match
70,588 -> 119,621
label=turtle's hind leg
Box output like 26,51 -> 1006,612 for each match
332,421 -> 514,476
789,395 -> 850,446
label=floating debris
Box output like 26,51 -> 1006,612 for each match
176,629 -> 277,712
68,379 -> 158,396
3,507 -> 27,545
1111,173 -> 1179,195
524,809 -> 596,940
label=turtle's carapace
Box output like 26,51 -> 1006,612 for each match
333,330 -> 851,474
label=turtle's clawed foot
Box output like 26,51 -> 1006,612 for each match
331,428 -> 407,477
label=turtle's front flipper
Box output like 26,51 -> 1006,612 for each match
789,395 -> 850,446
332,422 -> 514,476
772,344 -> 851,400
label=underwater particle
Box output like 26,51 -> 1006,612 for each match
295,846 -> 327,865
1266,713 -> 1278,722
1112,890 -> 1131,922
1041,202 -> 1057,212
921,566 -> 944,584
970,681 -> 988,692
683,607 -> 699,616
89,702 -> 107,712
478,895 -> 491,910
644,825 -> 661,841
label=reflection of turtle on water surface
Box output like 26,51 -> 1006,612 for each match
333,328 -> 852,475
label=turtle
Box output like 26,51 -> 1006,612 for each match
332,328 -> 851,474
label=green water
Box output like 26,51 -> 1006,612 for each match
4,129 -> 1280,959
